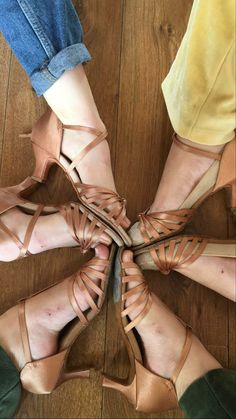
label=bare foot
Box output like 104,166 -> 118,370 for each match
0,245 -> 109,370
44,65 -> 130,230
129,136 -> 224,245
149,135 -> 224,213
122,250 -> 222,399
61,129 -> 130,229
0,207 -> 111,262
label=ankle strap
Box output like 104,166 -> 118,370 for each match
63,124 -> 102,136
18,301 -> 32,364
172,326 -> 192,384
0,204 -> 44,259
62,123 -> 108,173
68,130 -> 108,173
173,134 -> 222,161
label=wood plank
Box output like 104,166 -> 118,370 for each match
0,35 -> 11,179
0,0 -> 234,418
227,192 -> 236,369
0,0 -> 123,418
103,1 -> 194,418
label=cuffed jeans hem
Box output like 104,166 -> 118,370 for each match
30,42 -> 91,96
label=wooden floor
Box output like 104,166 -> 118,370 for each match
0,1 -> 235,418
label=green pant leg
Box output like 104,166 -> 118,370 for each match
0,347 -> 21,419
179,368 -> 236,419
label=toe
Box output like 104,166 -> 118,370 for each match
128,222 -> 144,246
95,244 -> 110,260
122,249 -> 134,263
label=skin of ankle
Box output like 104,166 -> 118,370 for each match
176,256 -> 236,302
175,335 -> 222,400
29,213 -> 77,254
44,64 -> 105,130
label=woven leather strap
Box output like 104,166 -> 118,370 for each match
77,184 -> 127,226
139,209 -> 193,243
68,257 -> 109,325
150,236 -> 208,274
60,203 -> 107,254
0,204 -> 44,259
121,261 -> 152,333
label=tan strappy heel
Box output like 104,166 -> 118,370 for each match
134,235 -> 236,273
130,134 -> 236,249
0,189 -> 123,261
102,249 -> 192,414
0,246 -> 115,394
21,109 -> 131,246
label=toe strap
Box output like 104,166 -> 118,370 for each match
68,258 -> 109,325
149,236 -> 208,274
59,203 -> 106,253
139,209 -> 193,243
76,184 -> 128,227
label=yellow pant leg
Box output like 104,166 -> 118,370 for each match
162,0 -> 235,145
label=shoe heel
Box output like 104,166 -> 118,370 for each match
31,142 -> 54,183
102,375 -> 136,404
214,138 -> 236,194
228,181 -> 236,215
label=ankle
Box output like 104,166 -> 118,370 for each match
175,335 -> 222,399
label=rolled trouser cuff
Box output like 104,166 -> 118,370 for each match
30,42 -> 91,96
179,368 -> 236,419
0,347 -> 21,419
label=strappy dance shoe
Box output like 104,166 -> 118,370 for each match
134,235 -> 236,274
102,249 -> 192,413
21,109 -> 131,246
129,134 -> 236,249
0,189 -> 123,261
0,246 -> 115,394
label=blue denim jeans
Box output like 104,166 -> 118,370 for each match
0,0 -> 91,95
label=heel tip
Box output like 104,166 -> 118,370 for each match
31,175 -> 45,183
230,207 -> 236,217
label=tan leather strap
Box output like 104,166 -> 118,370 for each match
121,261 -> 152,333
19,204 -> 44,258
149,236 -> 208,274
63,125 -> 101,136
173,134 -> 222,161
76,184 -> 127,226
60,203 -> 106,253
139,209 -> 193,243
18,301 -> 32,364
0,219 -> 24,251
68,258 -> 109,325
67,130 -> 108,173
172,326 -> 192,384
0,204 -> 44,259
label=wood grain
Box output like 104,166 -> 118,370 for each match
0,0 -> 235,418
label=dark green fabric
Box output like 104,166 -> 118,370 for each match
0,347 -> 21,419
179,368 -> 236,419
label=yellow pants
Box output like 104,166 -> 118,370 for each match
162,0 -> 235,145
